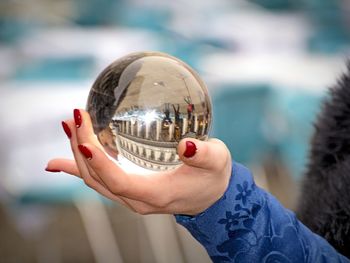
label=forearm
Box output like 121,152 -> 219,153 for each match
175,161 -> 349,262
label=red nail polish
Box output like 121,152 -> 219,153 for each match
183,141 -> 197,158
74,109 -> 82,128
61,121 -> 72,138
78,145 -> 92,160
45,168 -> 61,173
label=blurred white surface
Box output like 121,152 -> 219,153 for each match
0,82 -> 88,195
17,27 -> 161,73
202,53 -> 347,94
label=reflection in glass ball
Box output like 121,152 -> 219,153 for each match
86,51 -> 212,171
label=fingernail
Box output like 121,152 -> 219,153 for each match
61,121 -> 72,138
78,145 -> 92,160
74,109 -> 82,128
45,168 -> 61,173
183,141 -> 197,158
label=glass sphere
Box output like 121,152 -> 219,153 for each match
86,51 -> 212,171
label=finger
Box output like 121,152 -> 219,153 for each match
73,108 -> 102,147
70,110 -> 118,187
85,177 -> 165,215
86,177 -> 165,215
80,173 -> 129,206
65,118 -> 108,188
46,158 -> 80,176
177,138 -> 231,170
46,157 -> 159,214
77,142 -> 169,203
64,119 -> 91,172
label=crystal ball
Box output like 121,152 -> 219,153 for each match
86,51 -> 212,171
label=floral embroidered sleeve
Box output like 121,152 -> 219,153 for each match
175,161 -> 350,263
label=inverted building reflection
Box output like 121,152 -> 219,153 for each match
111,103 -> 209,170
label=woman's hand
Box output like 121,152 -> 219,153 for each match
46,109 -> 232,216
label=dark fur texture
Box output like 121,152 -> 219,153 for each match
297,62 -> 350,258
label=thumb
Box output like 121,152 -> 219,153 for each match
177,138 -> 230,170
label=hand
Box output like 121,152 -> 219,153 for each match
46,109 -> 232,215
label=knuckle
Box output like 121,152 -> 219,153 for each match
83,177 -> 95,188
154,195 -> 171,209
213,146 -> 231,170
109,182 -> 127,196
135,206 -> 152,215
126,204 -> 138,214
92,176 -> 104,186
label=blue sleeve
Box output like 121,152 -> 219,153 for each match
175,161 -> 350,263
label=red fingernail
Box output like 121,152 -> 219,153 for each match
183,141 -> 197,158
45,168 -> 61,173
61,121 -> 72,138
78,145 -> 92,160
74,109 -> 82,128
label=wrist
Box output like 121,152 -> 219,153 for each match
176,160 -> 234,218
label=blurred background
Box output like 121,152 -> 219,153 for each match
0,0 -> 349,262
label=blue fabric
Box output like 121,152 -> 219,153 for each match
175,162 -> 349,262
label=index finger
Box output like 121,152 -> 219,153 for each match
77,142 -> 173,204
